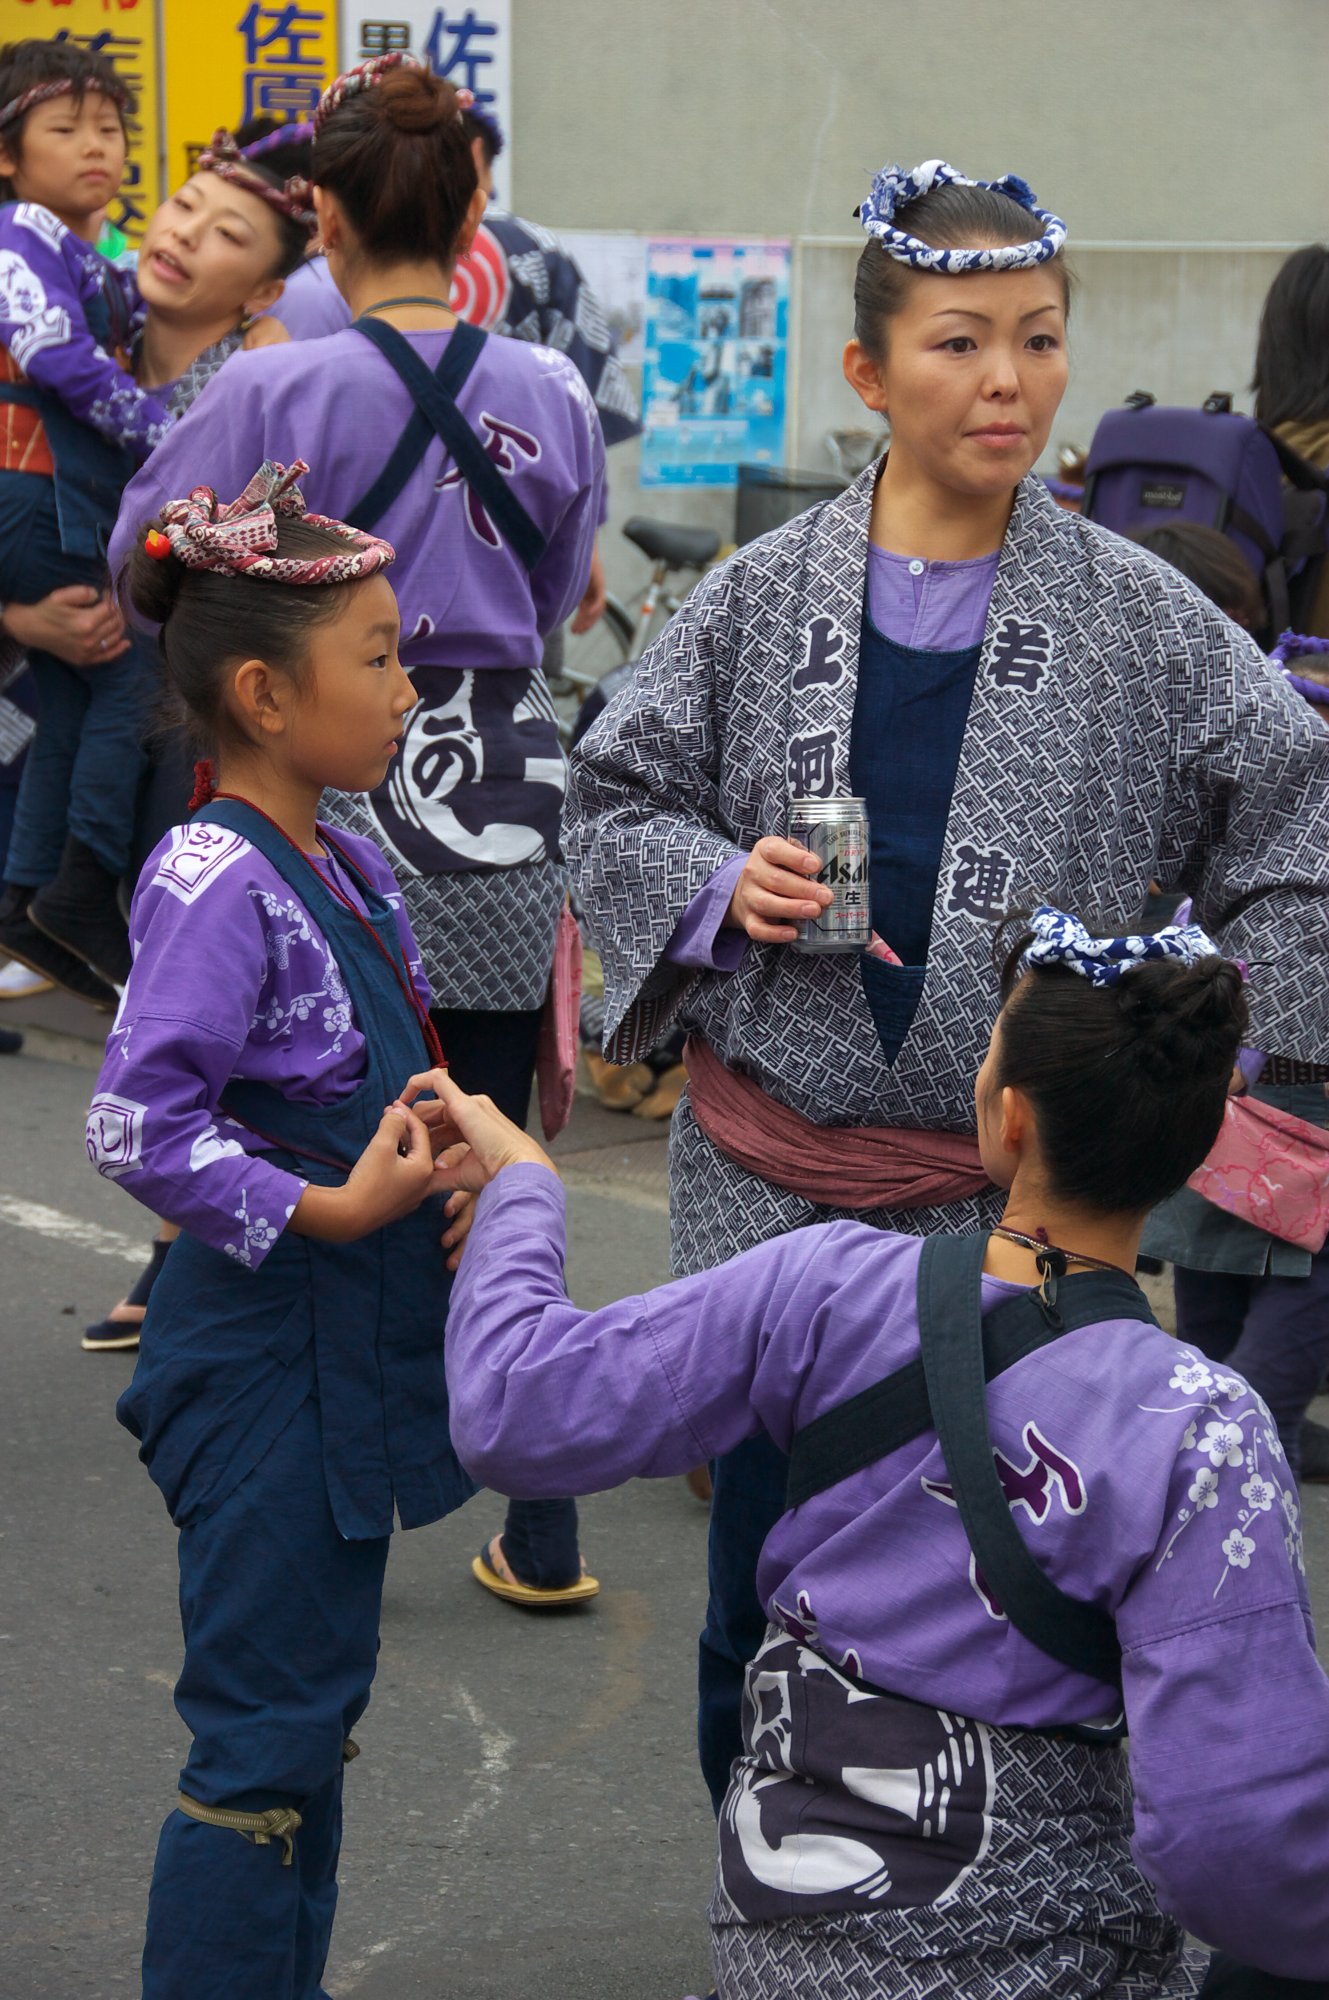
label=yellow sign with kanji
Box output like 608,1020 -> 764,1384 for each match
9,0 -> 163,242
161,0 -> 339,199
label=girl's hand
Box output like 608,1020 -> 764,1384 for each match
442,1187 -> 476,1271
293,1104 -> 441,1242
404,1070 -> 557,1194
725,836 -> 832,944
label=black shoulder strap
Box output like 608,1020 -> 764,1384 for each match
786,1255 -> 1155,1510
347,317 -> 548,572
915,1234 -> 1122,1684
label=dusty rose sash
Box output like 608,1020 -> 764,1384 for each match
536,903 -> 582,1142
1187,1094 -> 1329,1251
683,1034 -> 991,1212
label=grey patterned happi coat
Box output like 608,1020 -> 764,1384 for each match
566,465 -> 1329,1273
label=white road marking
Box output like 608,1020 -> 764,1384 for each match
451,1680 -> 515,1838
329,1681 -> 515,1993
0,1194 -> 150,1266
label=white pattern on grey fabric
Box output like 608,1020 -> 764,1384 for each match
710,1714 -> 1203,1998
162,329 -> 244,418
319,787 -> 564,1010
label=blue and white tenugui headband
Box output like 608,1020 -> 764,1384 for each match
1019,906 -> 1222,987
858,160 -> 1067,272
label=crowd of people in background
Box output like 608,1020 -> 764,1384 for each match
1,31 -> 1328,2000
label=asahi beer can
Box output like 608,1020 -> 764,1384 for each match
788,796 -> 871,953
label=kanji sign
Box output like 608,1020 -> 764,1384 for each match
335,2 -> 512,193
161,0 -> 338,203
17,0 -> 163,242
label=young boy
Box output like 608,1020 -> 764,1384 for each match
0,39 -> 173,996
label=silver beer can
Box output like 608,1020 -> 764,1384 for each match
788,796 -> 871,953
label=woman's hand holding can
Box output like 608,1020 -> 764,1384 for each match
725,837 -> 832,944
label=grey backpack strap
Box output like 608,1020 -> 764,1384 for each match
916,1234 -> 1122,1687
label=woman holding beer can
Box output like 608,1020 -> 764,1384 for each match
566,158 -> 1329,1829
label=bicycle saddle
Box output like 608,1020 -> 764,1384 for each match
623,517 -> 722,569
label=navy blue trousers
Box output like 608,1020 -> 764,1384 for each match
142,1397 -> 388,2000
1174,1248 -> 1329,1480
433,1001 -> 581,1588
698,1430 -> 789,1813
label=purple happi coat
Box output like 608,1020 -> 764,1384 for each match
86,819 -> 429,1266
0,200 -> 169,454
446,1165 -> 1329,1982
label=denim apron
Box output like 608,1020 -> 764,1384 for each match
118,796 -> 474,1539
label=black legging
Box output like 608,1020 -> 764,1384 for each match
431,1000 -> 582,1590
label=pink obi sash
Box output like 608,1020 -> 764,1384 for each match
1188,1094 -> 1329,1251
683,1034 -> 991,1212
536,903 -> 582,1141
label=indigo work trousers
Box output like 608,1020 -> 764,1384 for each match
142,1397 -> 388,2000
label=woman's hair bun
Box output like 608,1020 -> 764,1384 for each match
1112,955 -> 1249,1083
373,63 -> 459,133
121,516 -> 189,628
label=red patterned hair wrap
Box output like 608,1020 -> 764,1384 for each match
0,73 -> 129,133
154,460 -> 395,584
313,53 -> 472,135
196,129 -> 317,233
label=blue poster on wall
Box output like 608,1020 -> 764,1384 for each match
641,237 -> 791,488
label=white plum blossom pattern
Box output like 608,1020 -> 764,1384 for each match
1199,1420 -> 1246,1469
1141,1347 -> 1303,1598
1221,1530 -> 1255,1571
249,888 -> 355,1058
1240,1474 -> 1277,1514
223,1188 -> 281,1269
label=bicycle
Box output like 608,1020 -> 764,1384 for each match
549,514 -> 723,743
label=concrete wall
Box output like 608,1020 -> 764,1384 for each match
507,0 -> 1327,600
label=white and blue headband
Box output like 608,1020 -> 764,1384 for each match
858,159 -> 1067,273
1019,906 -> 1224,988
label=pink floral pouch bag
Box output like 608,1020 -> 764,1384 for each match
1187,1094 -> 1329,1252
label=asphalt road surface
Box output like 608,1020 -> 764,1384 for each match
3,1022 -> 1327,1999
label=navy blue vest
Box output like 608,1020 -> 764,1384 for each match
850,612 -> 982,1065
118,799 -> 475,1538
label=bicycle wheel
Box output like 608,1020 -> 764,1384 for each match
558,593 -> 637,691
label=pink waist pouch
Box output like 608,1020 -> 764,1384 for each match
1187,1094 -> 1329,1252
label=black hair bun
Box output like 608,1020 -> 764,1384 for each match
1113,956 -> 1249,1082
121,518 -> 189,627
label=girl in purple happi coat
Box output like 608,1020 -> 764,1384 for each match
88,462 -> 477,1998
431,912 -> 1329,2000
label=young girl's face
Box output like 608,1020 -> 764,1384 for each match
0,91 -> 127,233
846,263 -> 1068,502
283,574 -> 417,795
138,174 -> 286,326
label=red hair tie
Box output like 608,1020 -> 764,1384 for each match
144,529 -> 172,560
188,760 -> 217,811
